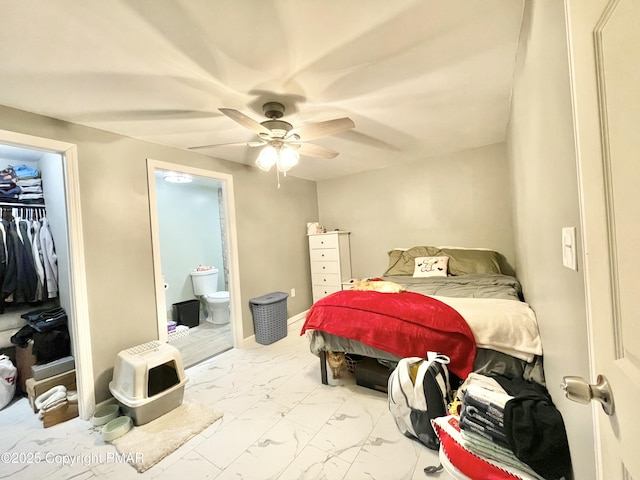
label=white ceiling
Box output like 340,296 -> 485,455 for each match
0,0 -> 524,181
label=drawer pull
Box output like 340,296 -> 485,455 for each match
322,266 -> 326,270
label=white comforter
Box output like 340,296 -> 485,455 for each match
432,295 -> 543,362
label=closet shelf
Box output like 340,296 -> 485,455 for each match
0,202 -> 45,208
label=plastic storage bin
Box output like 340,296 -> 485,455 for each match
109,341 -> 188,425
172,299 -> 200,327
249,291 -> 289,345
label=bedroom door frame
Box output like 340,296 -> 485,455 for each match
0,129 -> 93,419
146,159 -> 244,347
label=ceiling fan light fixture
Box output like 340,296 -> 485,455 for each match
197,102 -> 354,186
255,144 -> 278,171
277,147 -> 300,173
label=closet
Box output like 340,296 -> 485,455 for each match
0,146 -> 71,394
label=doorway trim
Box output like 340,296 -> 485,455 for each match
146,159 -> 244,346
0,129 -> 93,419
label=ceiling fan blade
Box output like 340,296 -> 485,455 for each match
219,108 -> 272,136
286,117 -> 355,141
189,141 -> 265,150
292,142 -> 340,159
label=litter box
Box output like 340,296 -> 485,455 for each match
109,341 -> 188,425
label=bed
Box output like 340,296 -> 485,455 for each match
301,246 -> 545,386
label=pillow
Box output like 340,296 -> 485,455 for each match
438,248 -> 502,276
384,246 -> 440,276
413,256 -> 449,277
385,249 -> 405,275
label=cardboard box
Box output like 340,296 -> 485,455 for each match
42,401 -> 79,428
25,370 -> 76,413
15,341 -> 37,394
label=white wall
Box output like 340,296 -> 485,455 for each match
317,142 -> 515,277
506,1 -> 594,478
39,152 -> 71,315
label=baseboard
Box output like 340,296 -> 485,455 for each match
239,310 -> 309,348
288,310 -> 308,325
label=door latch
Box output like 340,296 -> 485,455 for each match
561,374 -> 614,416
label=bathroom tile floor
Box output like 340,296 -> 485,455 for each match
169,320 -> 233,368
0,319 -> 453,480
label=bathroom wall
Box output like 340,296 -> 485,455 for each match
154,171 -> 225,318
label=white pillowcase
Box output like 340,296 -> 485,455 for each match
413,256 -> 449,277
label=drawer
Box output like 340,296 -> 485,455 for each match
313,285 -> 341,301
311,261 -> 338,274
309,234 -> 338,250
310,248 -> 338,262
312,273 -> 340,287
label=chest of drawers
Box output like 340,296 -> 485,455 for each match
308,231 -> 351,303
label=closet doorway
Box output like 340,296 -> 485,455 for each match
147,159 -> 243,367
0,130 -> 91,419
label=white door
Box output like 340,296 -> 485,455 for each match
566,0 -> 640,478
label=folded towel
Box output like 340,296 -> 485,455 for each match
459,412 -> 510,447
465,383 -> 512,409
17,178 -> 42,187
464,404 -> 505,430
460,430 -> 545,480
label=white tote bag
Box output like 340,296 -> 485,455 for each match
0,354 -> 17,410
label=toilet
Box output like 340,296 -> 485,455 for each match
189,268 -> 230,325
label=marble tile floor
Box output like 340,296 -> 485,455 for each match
0,319 -> 454,480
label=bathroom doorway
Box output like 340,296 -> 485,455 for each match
147,159 -> 242,367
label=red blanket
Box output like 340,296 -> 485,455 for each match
301,290 -> 476,378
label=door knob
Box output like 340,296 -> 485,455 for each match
561,374 -> 614,416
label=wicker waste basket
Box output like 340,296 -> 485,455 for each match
249,291 -> 289,345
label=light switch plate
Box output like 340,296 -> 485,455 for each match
562,227 -> 578,271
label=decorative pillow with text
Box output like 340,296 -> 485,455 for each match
413,256 -> 449,277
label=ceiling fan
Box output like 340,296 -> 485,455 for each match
188,102 -> 355,174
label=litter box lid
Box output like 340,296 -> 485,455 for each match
109,341 -> 188,403
109,375 -> 187,408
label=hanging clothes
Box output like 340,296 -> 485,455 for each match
2,218 -> 18,302
30,219 -> 45,302
0,220 -> 6,314
0,162 -> 55,308
10,218 -> 38,303
0,208 -> 56,307
39,217 -> 58,299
